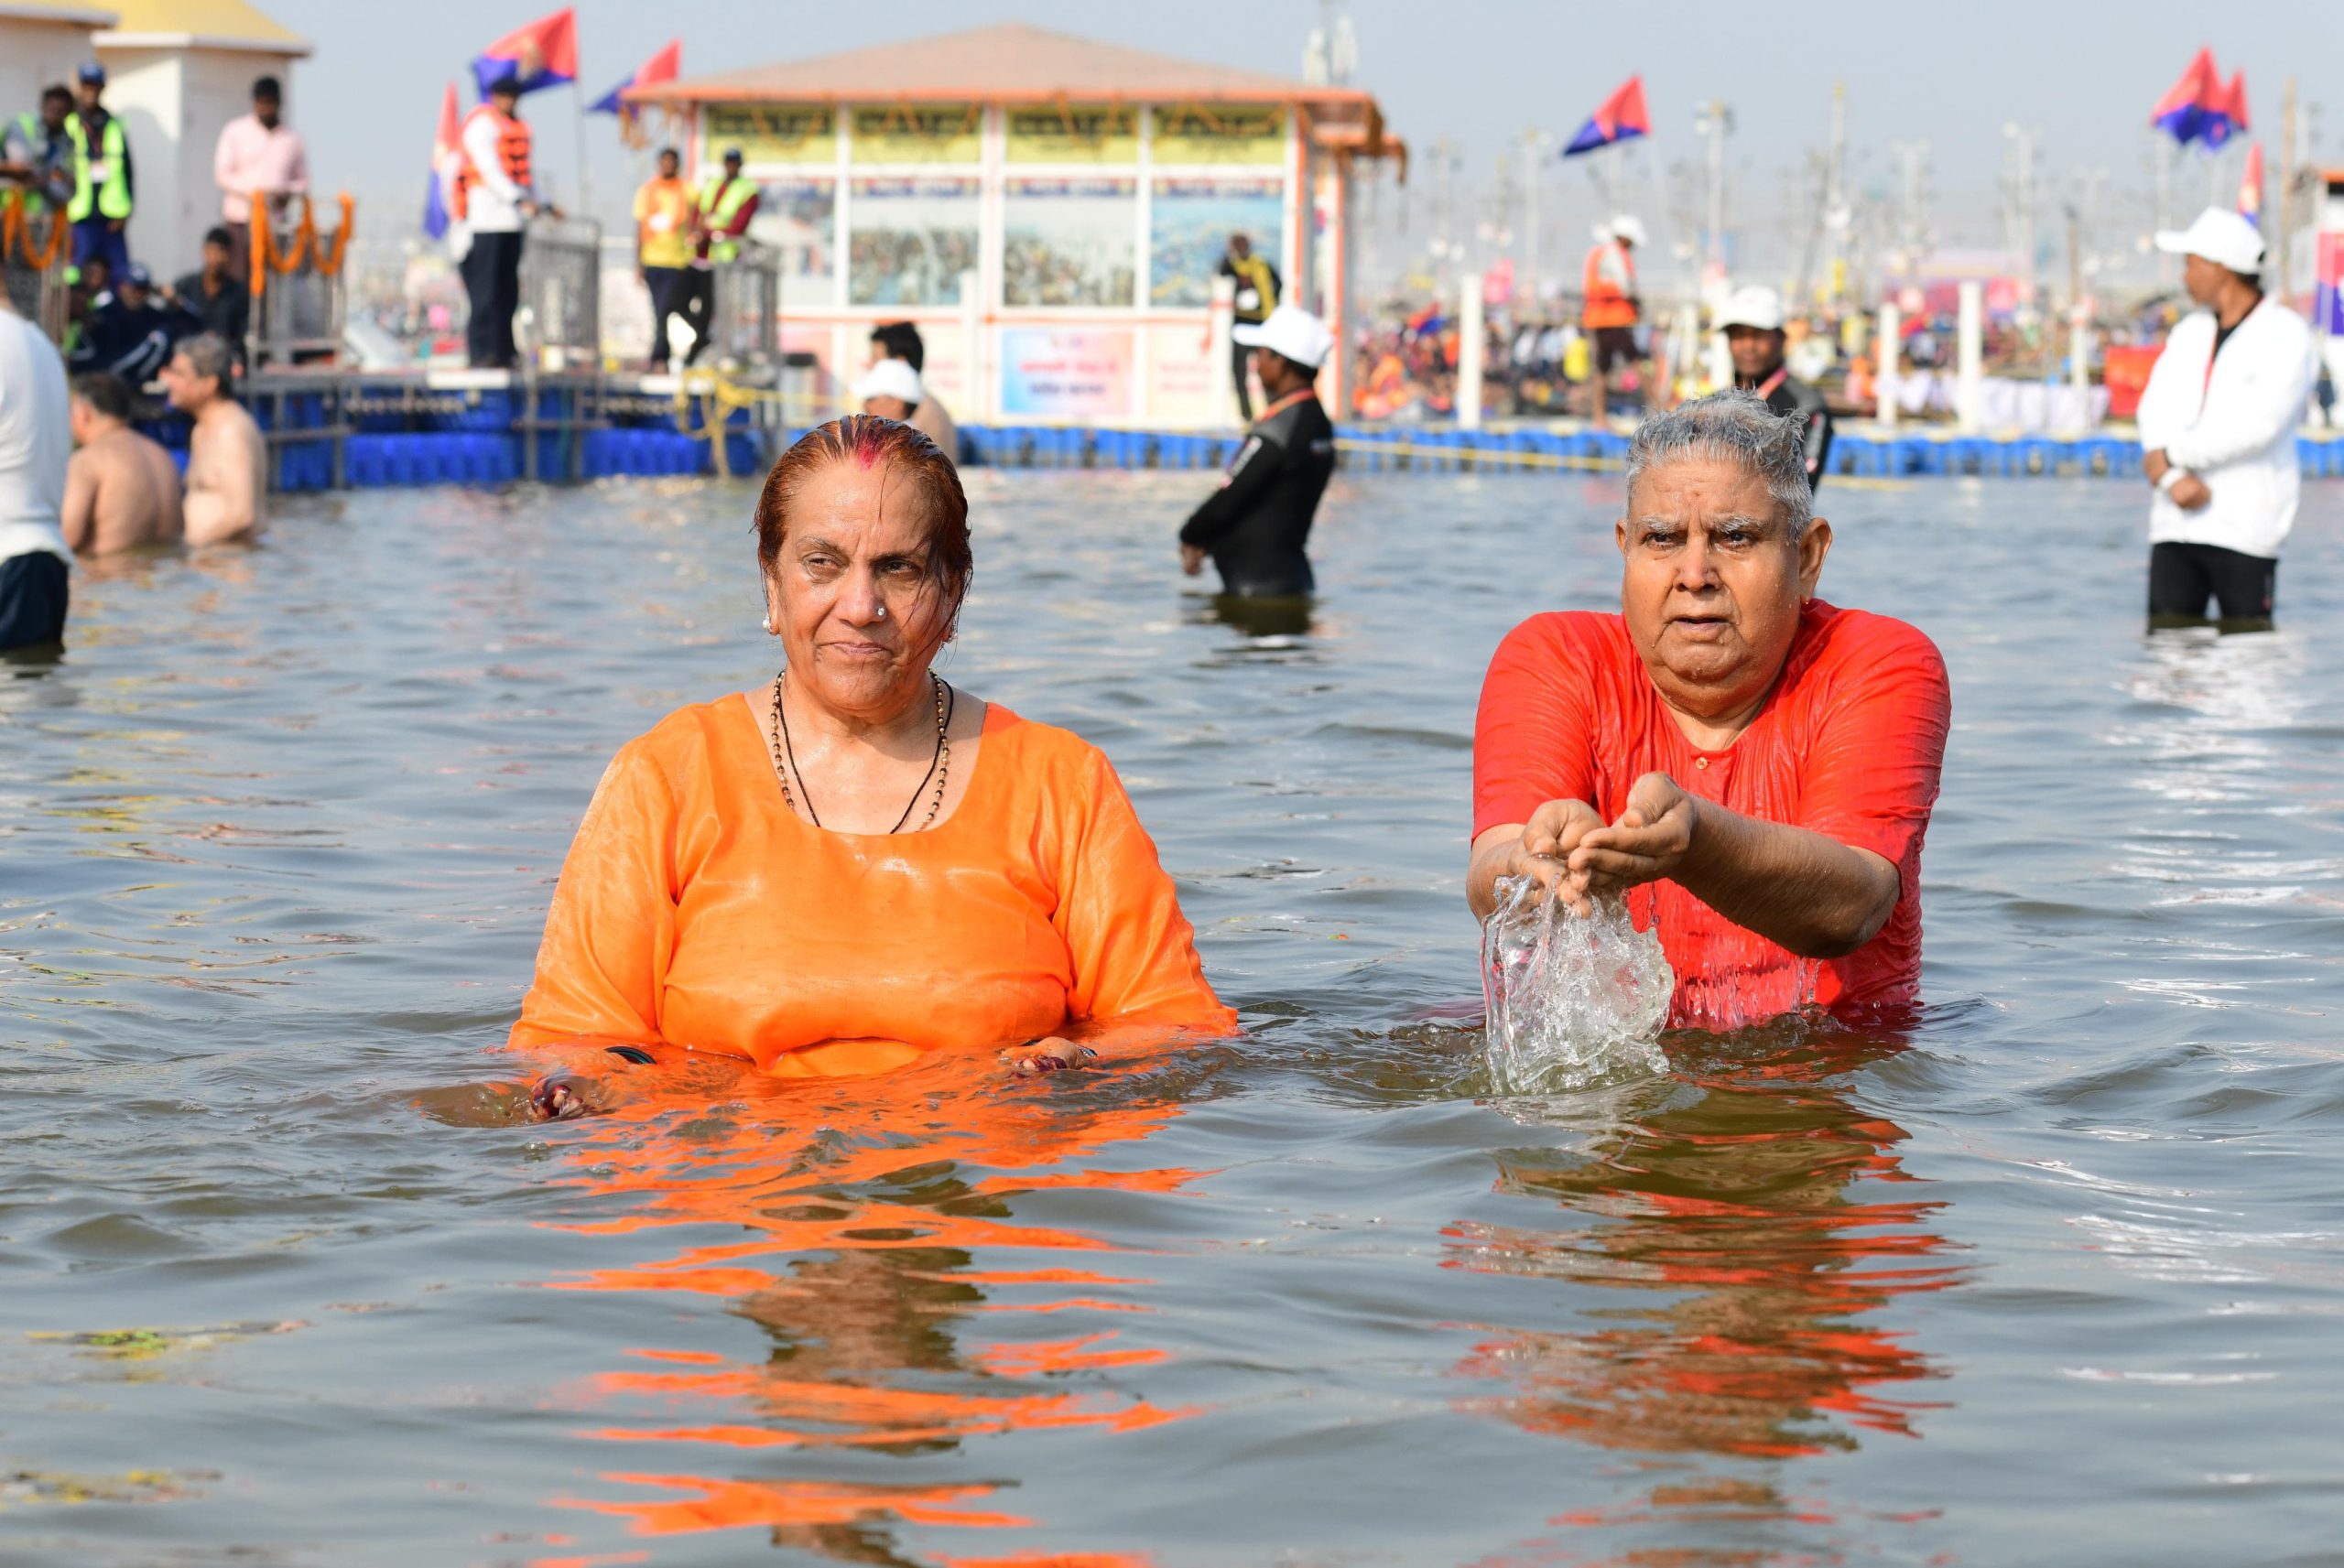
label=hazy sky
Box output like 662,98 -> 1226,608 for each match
263,0 -> 2330,274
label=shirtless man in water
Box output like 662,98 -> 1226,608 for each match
158,332 -> 265,545
62,372 -> 181,554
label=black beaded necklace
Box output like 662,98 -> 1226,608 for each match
767,671 -> 953,833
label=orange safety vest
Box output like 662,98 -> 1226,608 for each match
452,105 -> 531,222
1581,239 -> 1638,330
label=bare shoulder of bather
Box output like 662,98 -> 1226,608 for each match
184,400 -> 267,546
64,428 -> 182,554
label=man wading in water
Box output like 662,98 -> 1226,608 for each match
1469,392 -> 1949,1029
1177,304 -> 1336,606
2137,206 -> 2321,633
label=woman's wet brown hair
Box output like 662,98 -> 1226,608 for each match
754,416 -> 972,631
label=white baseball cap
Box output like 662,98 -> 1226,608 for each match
1233,304 -> 1334,369
853,357 -> 924,406
1715,284 -> 1785,332
2154,206 -> 2264,275
1609,214 -> 1648,246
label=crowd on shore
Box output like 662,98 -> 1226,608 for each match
4,65 -> 307,376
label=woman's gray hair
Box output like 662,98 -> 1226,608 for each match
1624,389 -> 1815,540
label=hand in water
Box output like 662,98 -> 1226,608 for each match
1568,772 -> 1698,903
1004,1037 -> 1098,1076
526,1044 -> 659,1121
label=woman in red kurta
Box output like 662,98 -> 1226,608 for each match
512,417 -> 1233,1115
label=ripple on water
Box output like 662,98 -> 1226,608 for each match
0,475 -> 2340,1563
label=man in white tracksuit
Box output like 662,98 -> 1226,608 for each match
2137,206 -> 2321,631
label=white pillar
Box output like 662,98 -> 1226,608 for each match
1877,301 -> 1901,429
2067,305 -> 2090,432
1956,280 -> 1984,433
959,269 -> 983,424
1458,272 -> 1485,431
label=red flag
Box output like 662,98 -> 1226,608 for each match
2149,47 -> 2219,144
472,7 -> 579,100
1564,76 -> 1649,157
590,38 -> 679,115
2239,142 -> 2263,226
423,81 -> 461,239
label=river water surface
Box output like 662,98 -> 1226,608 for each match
5,469 -> 2341,1565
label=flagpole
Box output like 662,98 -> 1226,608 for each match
571,81 -> 593,222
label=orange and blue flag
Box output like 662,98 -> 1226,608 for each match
1564,75 -> 1648,157
472,6 -> 578,101
2151,48 -> 2248,149
589,38 -> 678,116
422,81 -> 460,239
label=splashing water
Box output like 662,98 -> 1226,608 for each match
1480,877 -> 1674,1092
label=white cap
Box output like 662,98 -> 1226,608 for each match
1609,214 -> 1647,247
1715,285 -> 1785,332
1232,303 -> 1334,369
853,357 -> 924,406
2154,206 -> 2264,275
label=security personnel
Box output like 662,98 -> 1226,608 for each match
453,70 -> 544,370
634,146 -> 695,369
1716,285 -> 1833,489
1218,232 -> 1280,419
684,147 -> 759,366
2,85 -> 76,215
1179,304 -> 1336,602
65,61 -> 133,280
1579,214 -> 1644,424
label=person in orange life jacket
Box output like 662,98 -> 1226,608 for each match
1218,232 -> 1282,420
1580,214 -> 1645,425
1718,285 -> 1832,489
634,146 -> 695,370
2137,207 -> 2321,633
1179,306 -> 1336,600
678,148 -> 758,368
455,70 -> 557,371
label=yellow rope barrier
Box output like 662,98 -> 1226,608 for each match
671,369 -> 771,479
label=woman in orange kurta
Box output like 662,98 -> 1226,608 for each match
511,416 -> 1234,1116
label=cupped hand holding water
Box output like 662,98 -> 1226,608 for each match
1568,771 -> 1697,904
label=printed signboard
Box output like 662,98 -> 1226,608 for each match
999,327 -> 1134,419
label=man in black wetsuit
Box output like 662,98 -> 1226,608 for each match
1179,304 -> 1336,600
1718,285 -> 1832,489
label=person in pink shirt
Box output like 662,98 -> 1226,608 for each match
212,76 -> 308,276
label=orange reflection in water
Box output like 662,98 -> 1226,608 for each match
521,1050 -> 1212,1563
1449,1025 -> 1965,1554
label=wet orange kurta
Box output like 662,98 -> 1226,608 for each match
511,697 -> 1235,1074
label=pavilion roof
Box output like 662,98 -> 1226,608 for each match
627,22 -> 1374,110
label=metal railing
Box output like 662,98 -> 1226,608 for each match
1,196 -> 72,343
696,241 -> 780,369
515,214 -> 602,370
247,194 -> 353,363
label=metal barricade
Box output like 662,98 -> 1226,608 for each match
1,197 -> 71,342
516,214 -> 602,369
248,195 -> 353,362
700,241 -> 779,368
